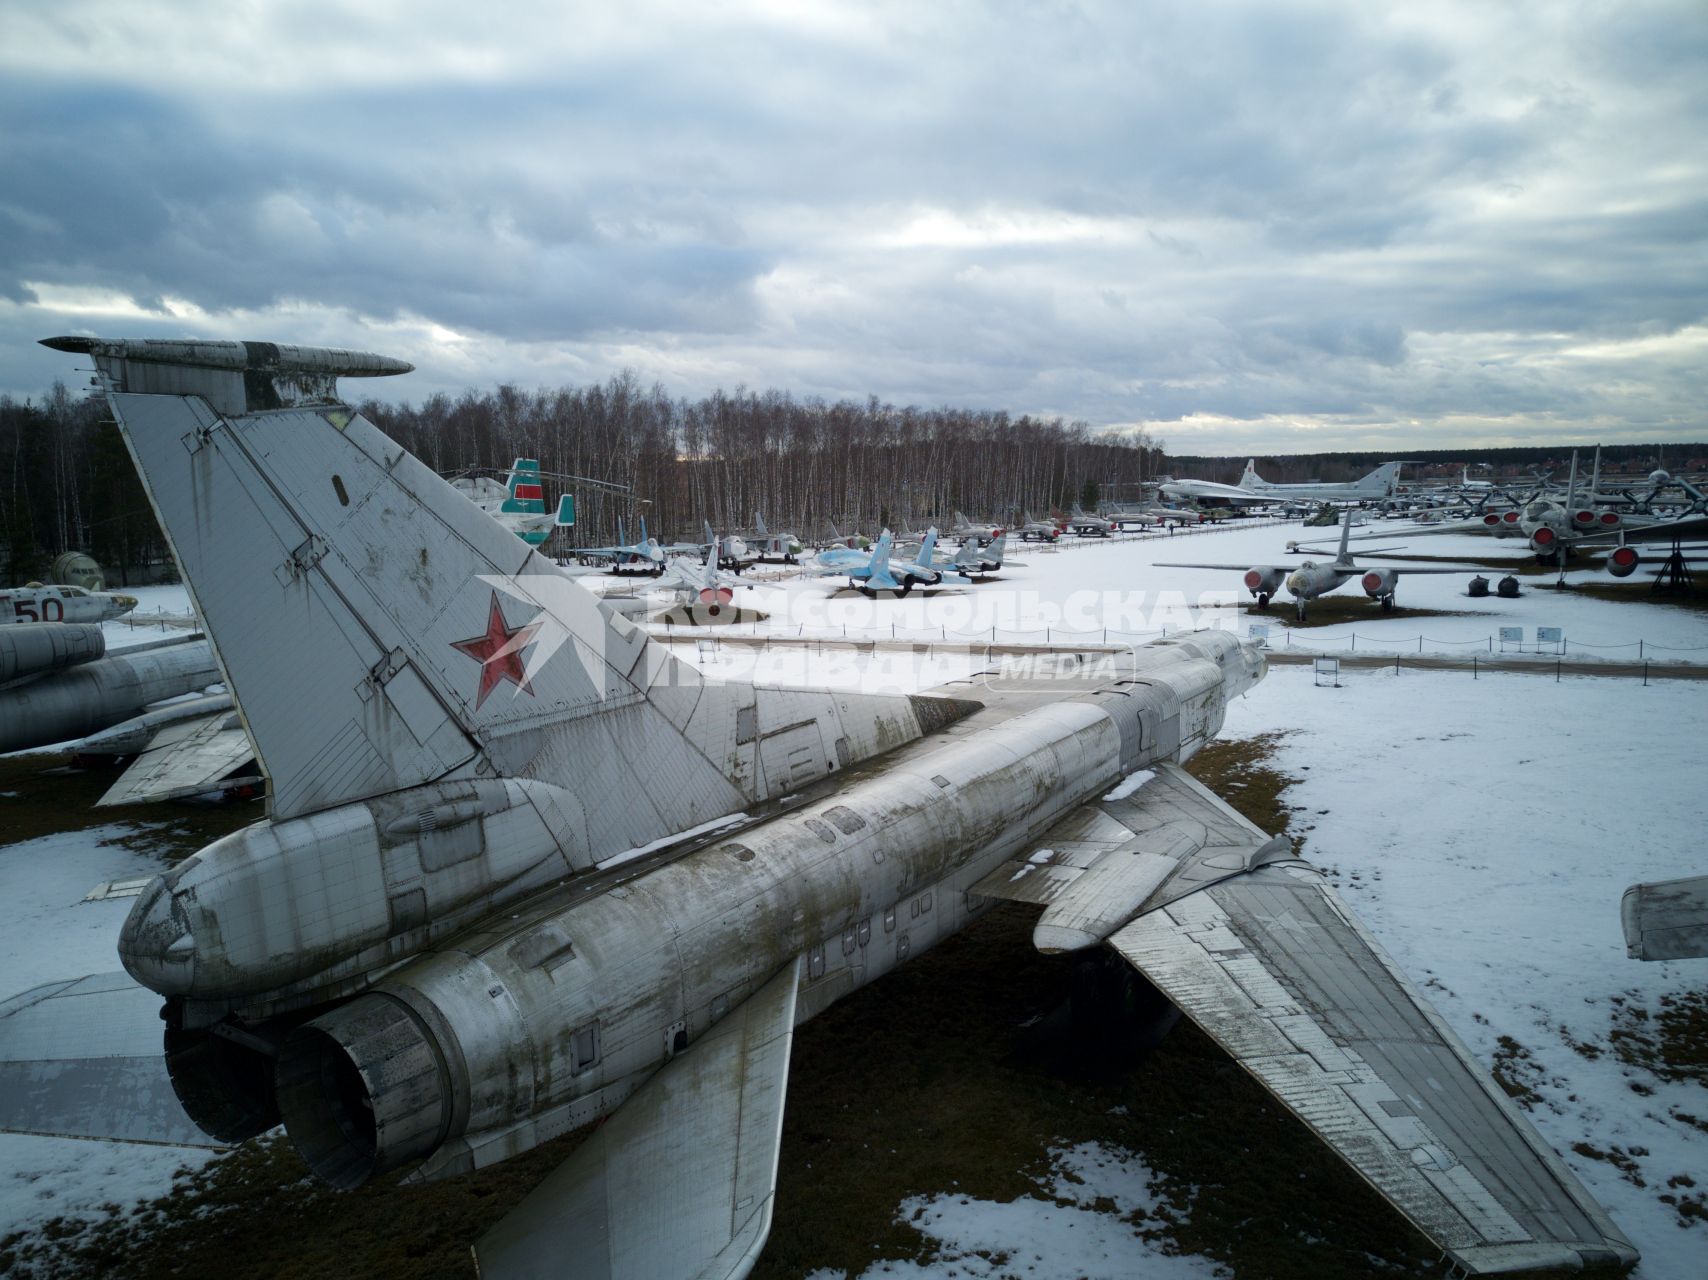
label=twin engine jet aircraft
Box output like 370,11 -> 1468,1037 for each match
576,516 -> 667,574
812,527 -> 954,595
950,531 -> 1009,577
0,336 -> 1638,1280
1157,511 -> 1483,620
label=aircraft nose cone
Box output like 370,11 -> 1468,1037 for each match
118,876 -> 195,995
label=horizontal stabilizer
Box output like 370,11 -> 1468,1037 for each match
0,972 -> 221,1148
474,956 -> 801,1280
97,709 -> 256,806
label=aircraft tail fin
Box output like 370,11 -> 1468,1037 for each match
71,340 -> 700,821
503,458 -> 541,503
986,532 -> 1006,566
754,512 -> 769,537
1357,461 -> 1404,495
866,530 -> 897,588
64,338 -> 963,847
917,527 -> 937,566
1239,459 -> 1264,489
1337,509 -> 1354,563
555,494 -> 576,528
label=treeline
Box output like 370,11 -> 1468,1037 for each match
353,373 -> 1164,546
1,375 -> 1164,576
0,387 -> 166,583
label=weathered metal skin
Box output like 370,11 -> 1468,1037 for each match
273,636 -> 1257,1187
74,692 -> 234,756
120,777 -> 596,1002
0,621 -> 105,685
0,634 -> 218,753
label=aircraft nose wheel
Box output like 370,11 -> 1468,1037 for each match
1295,601 -> 1308,622
1256,592 -> 1271,610
1381,595 -> 1395,612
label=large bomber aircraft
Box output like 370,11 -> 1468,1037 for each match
2,337 -> 1638,1280
1236,459 -> 1407,503
2,581 -> 138,624
1157,510 -> 1482,619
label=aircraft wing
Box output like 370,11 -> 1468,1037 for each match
972,764 -> 1637,1275
1622,873 -> 1708,960
1382,565 -> 1491,575
97,709 -> 258,807
0,972 -> 222,1148
474,955 -> 802,1280
1153,562 -> 1295,572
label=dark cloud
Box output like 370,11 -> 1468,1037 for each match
1,0 -> 1703,451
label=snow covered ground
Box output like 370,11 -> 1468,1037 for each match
0,826 -> 213,1234
807,1142 -> 1229,1280
3,529 -> 1705,1275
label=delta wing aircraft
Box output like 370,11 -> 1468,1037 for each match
2,581 -> 138,624
1157,511 -> 1484,619
1155,473 -> 1282,506
1,337 -> 1637,1280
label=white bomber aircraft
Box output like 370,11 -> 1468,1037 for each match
1,336 -> 1637,1279
1158,510 -> 1485,620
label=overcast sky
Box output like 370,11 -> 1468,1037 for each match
1,0 -> 1703,453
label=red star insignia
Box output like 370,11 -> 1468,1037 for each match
451,591 -> 541,709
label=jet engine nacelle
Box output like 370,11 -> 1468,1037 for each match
1607,545 -> 1640,578
1242,567 -> 1285,598
1530,525 -> 1560,552
1361,568 -> 1399,598
0,621 -> 104,685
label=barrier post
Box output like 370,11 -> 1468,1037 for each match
1473,654 -> 1478,680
